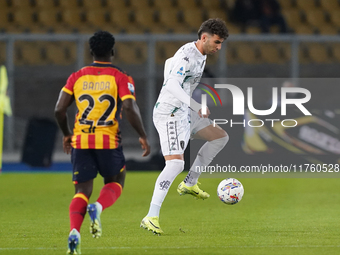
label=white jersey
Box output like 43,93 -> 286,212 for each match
154,41 -> 207,116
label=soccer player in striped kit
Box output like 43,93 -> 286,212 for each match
55,31 -> 150,254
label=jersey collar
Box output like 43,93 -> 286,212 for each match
192,41 -> 206,59
93,61 -> 112,64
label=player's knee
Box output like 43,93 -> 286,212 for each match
166,159 -> 185,175
212,134 -> 229,148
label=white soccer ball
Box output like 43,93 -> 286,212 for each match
217,178 -> 244,205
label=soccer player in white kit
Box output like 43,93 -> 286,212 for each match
141,19 -> 229,234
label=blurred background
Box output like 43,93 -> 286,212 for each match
1,0 -> 340,169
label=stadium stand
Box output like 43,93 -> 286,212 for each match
35,0 -> 57,10
277,0 -> 293,10
11,0 -> 33,10
296,0 -> 318,10
109,9 -> 134,32
305,9 -> 328,32
0,0 -> 338,37
14,41 -> 45,66
40,42 -> 76,65
201,0 -> 222,9
0,42 -> 6,64
332,43 -> 340,62
0,0 -> 8,9
257,43 -> 284,64
133,8 -> 157,31
0,9 -> 11,33
129,0 -> 152,9
282,9 -> 303,32
294,24 -> 316,34
318,25 -> 339,35
320,0 -> 340,11
82,0 -> 105,10
245,26 -> 262,34
61,9 -> 84,28
157,9 -> 184,33
206,10 -> 228,23
176,0 -> 199,10
105,0 -> 127,10
225,43 -> 238,64
58,0 -> 80,9
156,41 -> 185,64
304,43 -> 332,63
329,10 -> 340,27
37,9 -> 60,29
114,42 -> 147,64
0,0 -> 339,66
86,9 -> 109,29
12,9 -> 37,32
182,9 -> 205,32
233,43 -> 260,64
153,0 -> 176,10
225,23 -> 241,34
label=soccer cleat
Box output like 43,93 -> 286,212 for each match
67,229 -> 81,254
87,203 -> 102,238
177,181 -> 210,199
140,216 -> 164,235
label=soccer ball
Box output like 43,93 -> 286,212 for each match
217,178 -> 244,205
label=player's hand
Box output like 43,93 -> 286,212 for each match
198,107 -> 210,118
63,135 -> 73,154
139,137 -> 151,157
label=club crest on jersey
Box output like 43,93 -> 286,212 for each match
177,67 -> 184,76
183,57 -> 189,62
128,82 -> 135,94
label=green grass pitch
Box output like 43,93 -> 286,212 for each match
0,171 -> 340,255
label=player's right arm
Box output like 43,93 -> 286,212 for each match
55,73 -> 76,154
54,90 -> 74,154
164,57 -> 209,117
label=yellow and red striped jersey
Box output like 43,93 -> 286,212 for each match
62,61 -> 136,149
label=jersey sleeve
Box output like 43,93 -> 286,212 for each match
166,55 -> 191,84
117,72 -> 136,101
127,75 -> 136,98
62,73 -> 76,95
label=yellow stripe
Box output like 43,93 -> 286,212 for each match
81,135 -> 88,149
73,193 -> 89,203
121,95 -> 135,101
62,87 -> 73,95
93,61 -> 111,64
114,182 -> 123,193
96,134 -> 104,149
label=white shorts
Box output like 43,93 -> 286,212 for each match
190,110 -> 213,136
153,110 -> 212,156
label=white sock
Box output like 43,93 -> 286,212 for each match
70,228 -> 80,237
95,201 -> 103,214
184,136 -> 229,186
146,159 -> 184,217
147,203 -> 161,218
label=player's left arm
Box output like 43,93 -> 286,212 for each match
118,74 -> 150,157
123,99 -> 150,157
55,90 -> 74,154
165,57 -> 209,117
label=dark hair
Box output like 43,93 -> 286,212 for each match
89,31 -> 115,57
198,18 -> 229,40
